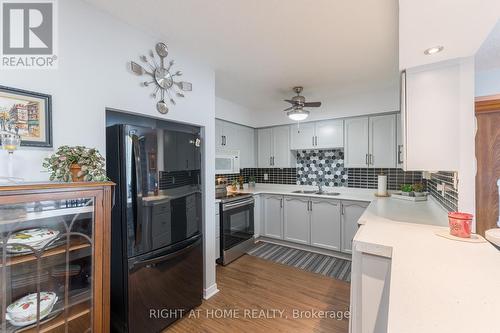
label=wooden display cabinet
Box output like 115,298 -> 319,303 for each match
0,182 -> 114,333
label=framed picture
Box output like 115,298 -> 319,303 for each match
0,85 -> 52,147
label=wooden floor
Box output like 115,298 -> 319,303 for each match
166,254 -> 351,333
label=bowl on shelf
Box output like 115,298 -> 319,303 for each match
6,292 -> 58,326
6,228 -> 60,254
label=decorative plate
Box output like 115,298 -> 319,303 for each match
7,228 -> 59,245
6,228 -> 60,254
6,292 -> 58,325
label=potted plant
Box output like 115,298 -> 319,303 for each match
230,180 -> 238,191
43,146 -> 107,182
248,175 -> 256,188
412,183 -> 426,197
400,184 -> 413,196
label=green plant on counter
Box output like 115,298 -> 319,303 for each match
231,179 -> 238,189
412,183 -> 424,193
42,145 -> 107,182
400,184 -> 413,193
248,176 -> 256,183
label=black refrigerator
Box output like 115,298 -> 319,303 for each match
106,124 -> 203,333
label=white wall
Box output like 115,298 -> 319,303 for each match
475,68 -> 500,97
0,0 -> 218,297
215,96 -> 255,127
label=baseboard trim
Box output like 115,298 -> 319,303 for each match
203,283 -> 219,299
256,237 -> 352,261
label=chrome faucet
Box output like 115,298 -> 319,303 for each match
317,182 -> 324,194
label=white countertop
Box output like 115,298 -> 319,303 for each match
354,204 -> 500,332
228,183 -> 500,332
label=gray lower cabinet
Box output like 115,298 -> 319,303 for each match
283,196 -> 310,244
310,198 -> 342,251
341,201 -> 369,253
262,194 -> 284,239
215,202 -> 220,260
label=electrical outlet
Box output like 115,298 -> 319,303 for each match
263,173 -> 269,181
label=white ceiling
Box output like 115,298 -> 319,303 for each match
476,19 -> 500,71
399,0 -> 500,70
85,0 -> 399,116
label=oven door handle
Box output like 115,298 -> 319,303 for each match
222,198 -> 255,211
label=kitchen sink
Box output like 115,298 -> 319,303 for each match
291,190 -> 341,196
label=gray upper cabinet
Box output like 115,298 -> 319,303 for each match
215,119 -> 256,168
283,196 -> 310,244
369,115 -> 396,168
258,126 -> 291,168
262,195 -> 284,239
290,123 -> 315,150
215,119 -> 225,149
258,128 -> 273,168
344,114 -> 397,168
290,119 -> 343,150
344,117 -> 370,168
341,201 -> 369,253
315,120 -> 344,149
396,113 -> 403,168
310,198 -> 341,251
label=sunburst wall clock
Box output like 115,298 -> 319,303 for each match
130,42 -> 192,114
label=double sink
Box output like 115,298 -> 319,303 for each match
291,190 -> 340,196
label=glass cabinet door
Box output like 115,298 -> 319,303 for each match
0,197 -> 96,333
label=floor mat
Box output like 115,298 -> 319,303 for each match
247,242 -> 351,282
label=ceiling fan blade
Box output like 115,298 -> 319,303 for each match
284,99 -> 295,104
303,102 -> 322,107
283,106 -> 294,112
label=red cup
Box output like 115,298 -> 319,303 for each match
448,212 -> 473,238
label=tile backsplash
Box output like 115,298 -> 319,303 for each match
426,171 -> 458,212
214,150 -> 459,213
215,148 -> 423,190
296,149 -> 347,186
347,168 -> 423,190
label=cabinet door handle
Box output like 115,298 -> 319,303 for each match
280,198 -> 283,208
397,145 -> 403,164
270,156 -> 272,166
365,154 -> 369,166
370,154 -> 374,165
223,135 -> 226,146
315,136 -> 318,146
309,200 -> 313,211
312,136 -> 315,146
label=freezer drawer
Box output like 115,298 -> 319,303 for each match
127,235 -> 203,332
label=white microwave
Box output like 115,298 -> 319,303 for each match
215,150 -> 240,174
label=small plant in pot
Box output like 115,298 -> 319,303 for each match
43,146 -> 107,182
400,184 -> 413,196
412,183 -> 426,197
248,176 -> 256,188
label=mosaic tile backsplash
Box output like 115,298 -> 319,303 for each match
296,150 -> 347,186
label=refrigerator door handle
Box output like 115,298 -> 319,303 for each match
131,134 -> 144,248
130,237 -> 201,270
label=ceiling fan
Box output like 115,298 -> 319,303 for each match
283,86 -> 322,121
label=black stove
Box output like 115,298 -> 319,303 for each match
217,192 -> 253,203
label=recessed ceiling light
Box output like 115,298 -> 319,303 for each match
424,46 -> 444,55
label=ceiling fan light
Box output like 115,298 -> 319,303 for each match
287,109 -> 309,121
